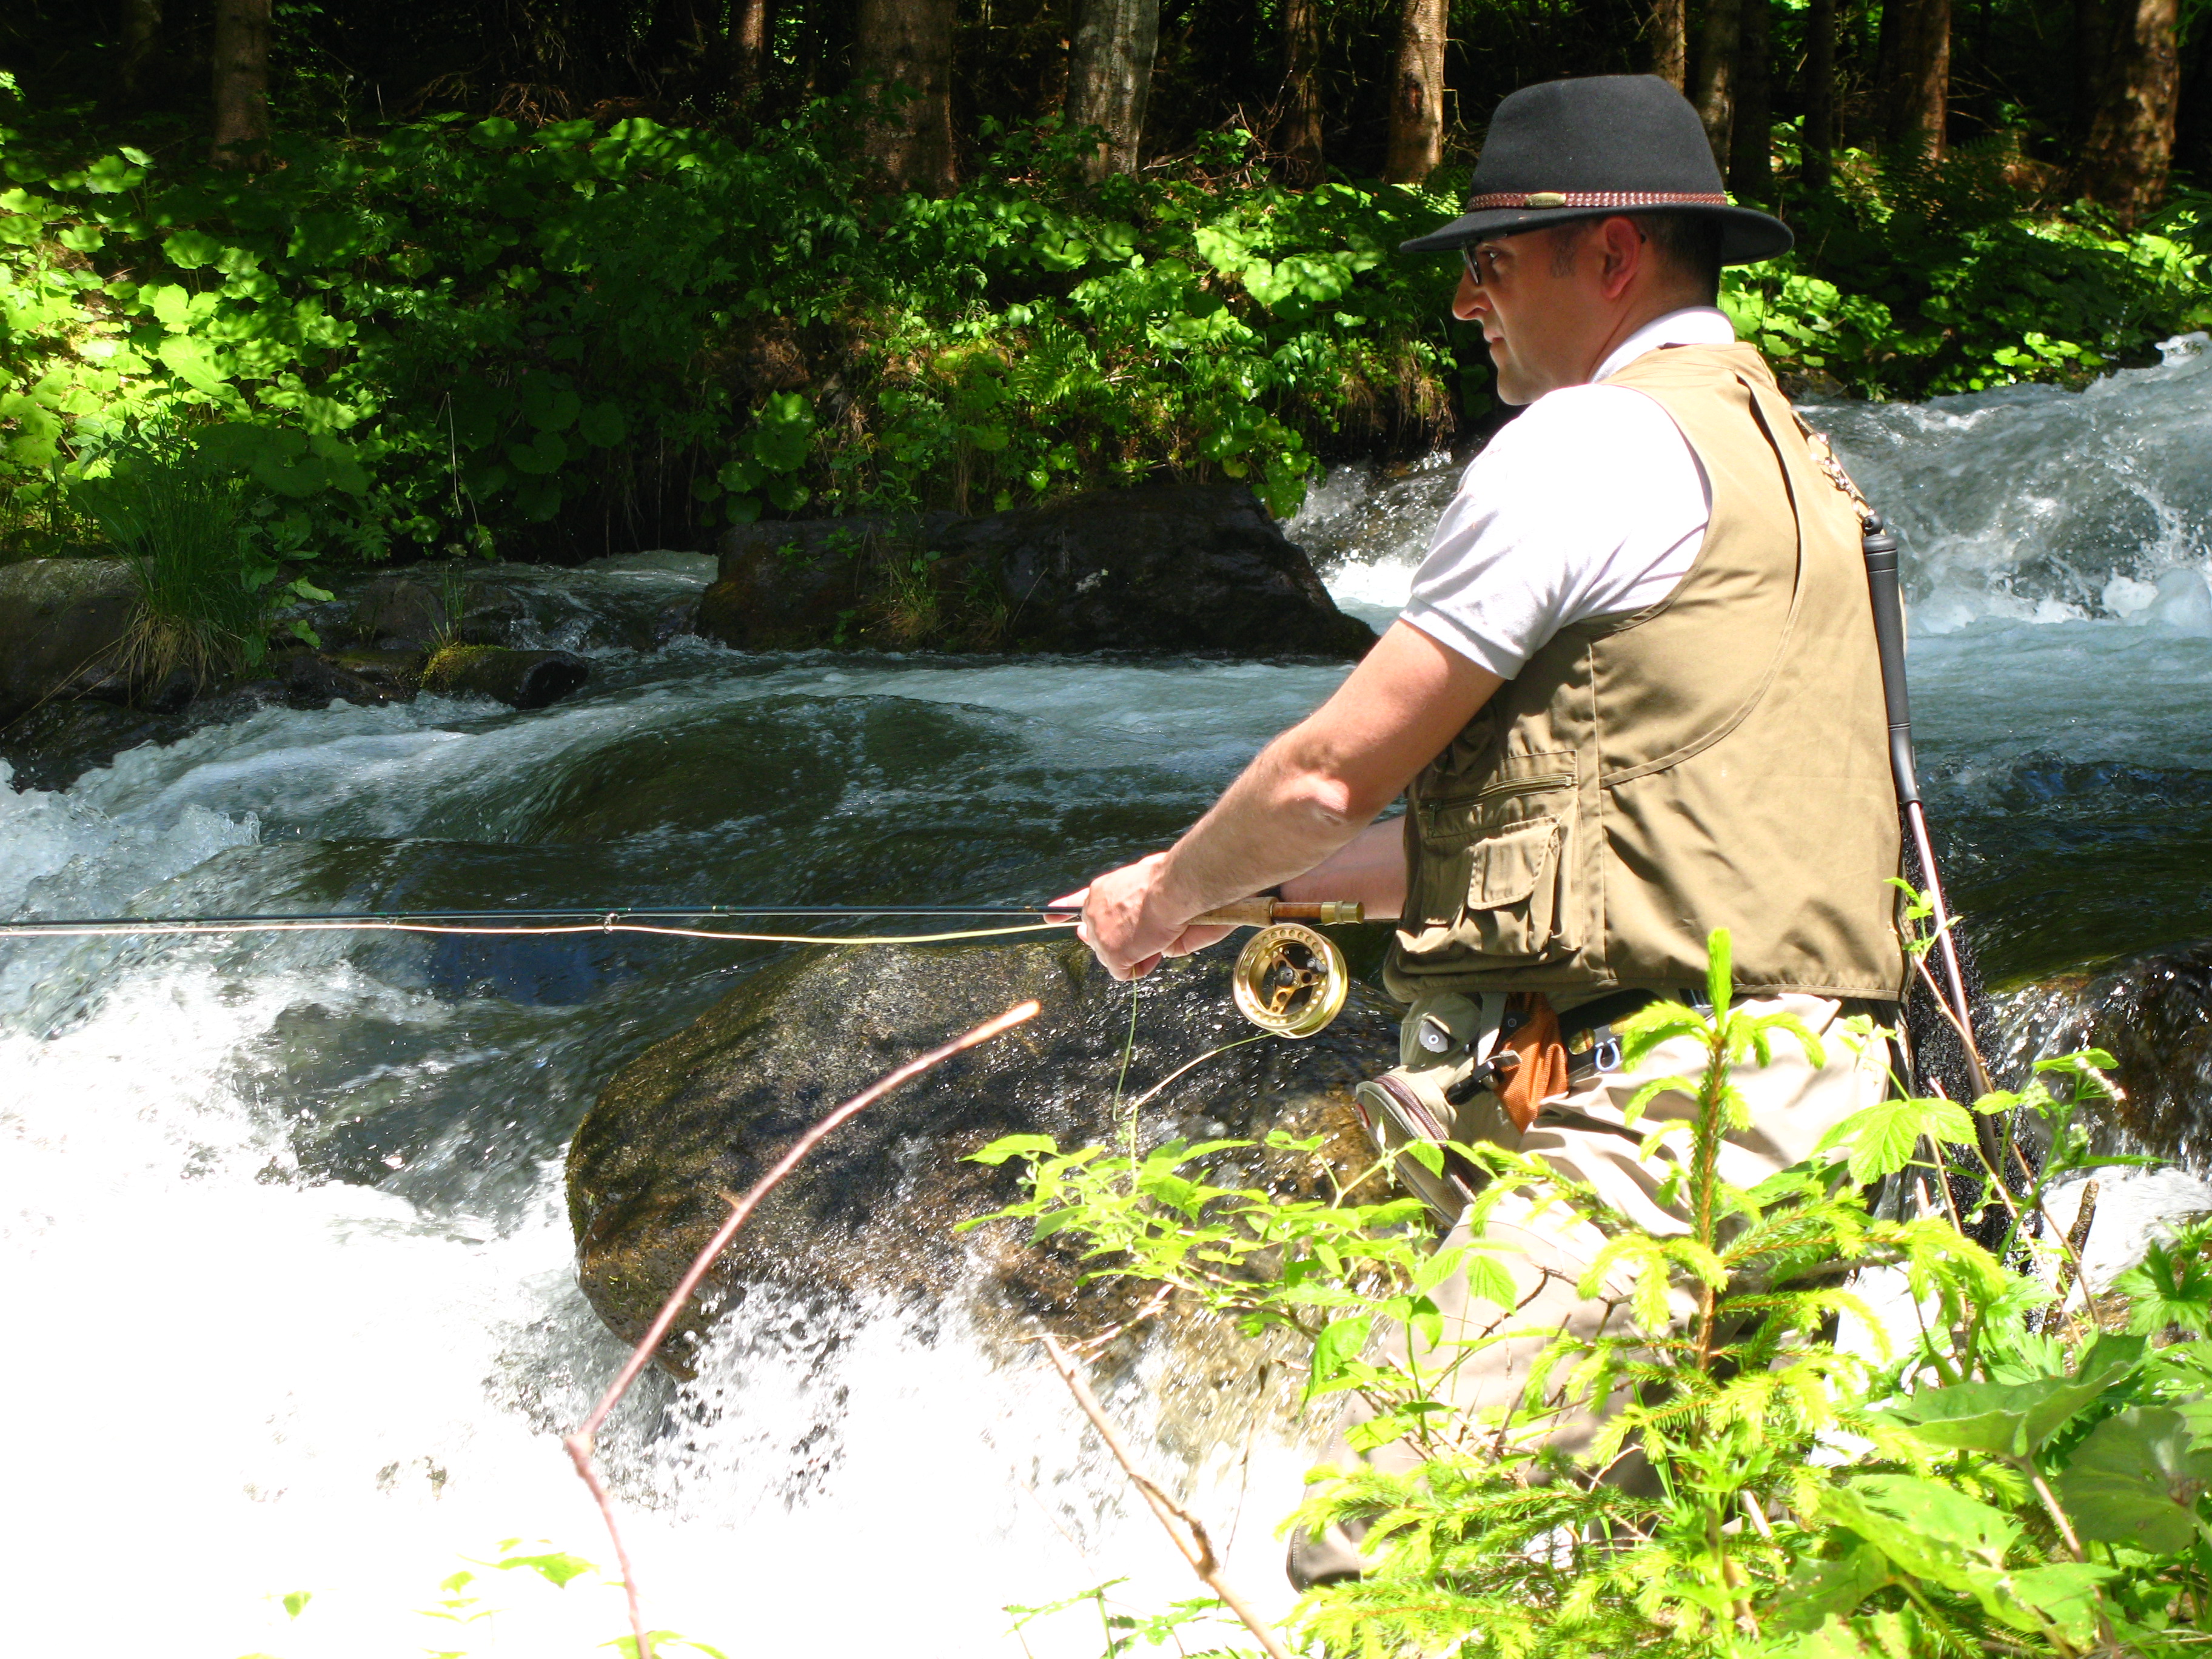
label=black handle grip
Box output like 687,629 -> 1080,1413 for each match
1861,514 -> 1921,808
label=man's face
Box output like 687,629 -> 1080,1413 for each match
1451,224 -> 1605,406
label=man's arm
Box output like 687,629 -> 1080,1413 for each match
1064,621 -> 1502,979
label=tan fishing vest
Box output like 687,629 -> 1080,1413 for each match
1384,341 -> 1906,1004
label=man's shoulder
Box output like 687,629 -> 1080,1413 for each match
1477,381 -> 1691,471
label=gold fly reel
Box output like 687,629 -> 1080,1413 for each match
1230,921 -> 1350,1039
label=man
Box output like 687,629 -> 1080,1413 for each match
1060,76 -> 1905,1581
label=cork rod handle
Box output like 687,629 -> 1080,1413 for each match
1190,899 -> 1364,928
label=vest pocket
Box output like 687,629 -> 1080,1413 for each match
1463,815 -> 1570,960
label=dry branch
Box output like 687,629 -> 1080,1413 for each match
1036,1330 -> 1294,1659
564,998 -> 1044,1658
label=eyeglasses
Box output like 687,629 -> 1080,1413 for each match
1460,223 -> 1647,287
1460,243 -> 1507,287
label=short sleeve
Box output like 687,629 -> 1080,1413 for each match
1399,384 -> 1710,680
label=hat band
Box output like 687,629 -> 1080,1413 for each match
1466,190 -> 1731,210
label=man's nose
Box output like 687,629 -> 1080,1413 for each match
1452,268 -> 1487,323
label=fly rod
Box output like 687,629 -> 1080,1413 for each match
0,899 -> 1367,1036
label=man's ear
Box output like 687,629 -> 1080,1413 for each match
1597,215 -> 1645,300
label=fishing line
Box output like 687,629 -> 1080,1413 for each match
0,908 -> 1080,948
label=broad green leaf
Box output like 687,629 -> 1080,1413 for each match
1882,1335 -> 2143,1456
1816,1091 -> 1976,1183
578,402 -> 627,448
156,333 -> 228,394
1767,1543 -> 1892,1635
1999,1563 -> 2117,1645
749,390 -> 815,473
519,374 -> 581,432
1815,1475 -> 2019,1592
968,1134 -> 1059,1167
164,229 -> 226,270
1306,1315 -> 1372,1396
2054,1403 -> 2212,1553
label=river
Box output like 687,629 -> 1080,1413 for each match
4,333 -> 2209,1656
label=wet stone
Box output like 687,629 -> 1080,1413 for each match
565,938 -> 1398,1374
1997,939 -> 2212,1170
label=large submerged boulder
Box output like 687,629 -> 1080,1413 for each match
694,481 -> 1376,657
565,937 -> 1398,1372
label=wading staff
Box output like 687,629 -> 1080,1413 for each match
1862,511 -> 1993,1102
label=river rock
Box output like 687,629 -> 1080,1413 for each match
695,482 -> 1376,657
420,645 -> 589,709
0,557 -> 138,725
565,938 -> 1398,1372
2000,939 -> 2212,1170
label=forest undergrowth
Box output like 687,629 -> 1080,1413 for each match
4,68 -> 2209,585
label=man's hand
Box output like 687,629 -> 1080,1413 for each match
1051,853 -> 1237,982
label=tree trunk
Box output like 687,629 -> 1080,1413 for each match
731,0 -> 771,107
1882,0 -> 1950,161
2075,0 -> 2111,139
1649,0 -> 1688,90
853,0 -> 957,193
1382,0 -> 1446,184
121,0 -> 164,99
1691,0 -> 1744,165
2073,0 -> 2182,223
1064,0 -> 1161,180
1275,0 -> 1326,185
1728,0 -> 1774,201
1805,0 -> 1836,187
209,0 -> 271,166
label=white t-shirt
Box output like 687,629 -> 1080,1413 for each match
1400,306 -> 1737,680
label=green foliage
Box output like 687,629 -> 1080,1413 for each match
977,930 -> 2212,1658
1724,156 -> 2212,401
1,90 -> 1466,564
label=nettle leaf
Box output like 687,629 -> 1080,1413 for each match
1882,1336 -> 2142,1456
2055,1403 -> 2212,1553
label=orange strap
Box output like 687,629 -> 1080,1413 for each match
1490,991 -> 1572,1132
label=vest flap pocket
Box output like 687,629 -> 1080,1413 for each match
1469,817 -> 1562,909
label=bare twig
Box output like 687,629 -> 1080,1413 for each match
564,999 -> 1044,1659
2048,1178 -> 2100,1325
1036,1330 -> 1295,1659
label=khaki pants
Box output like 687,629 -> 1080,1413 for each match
1287,991 -> 1886,1586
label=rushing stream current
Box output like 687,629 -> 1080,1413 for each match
5,335 -> 2211,1656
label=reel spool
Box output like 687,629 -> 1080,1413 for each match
1230,922 -> 1350,1039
